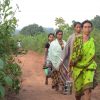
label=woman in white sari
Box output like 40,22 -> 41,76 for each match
48,30 -> 66,90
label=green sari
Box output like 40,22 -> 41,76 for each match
71,37 -> 97,96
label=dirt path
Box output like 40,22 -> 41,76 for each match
12,51 -> 100,100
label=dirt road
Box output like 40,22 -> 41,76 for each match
9,51 -> 100,100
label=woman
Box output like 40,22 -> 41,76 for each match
60,22 -> 82,94
63,20 -> 97,100
61,22 -> 82,71
48,30 -> 66,90
43,33 -> 55,85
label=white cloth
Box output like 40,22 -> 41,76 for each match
48,39 -> 66,70
17,42 -> 21,48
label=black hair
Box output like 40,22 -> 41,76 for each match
48,33 -> 55,38
56,30 -> 63,35
73,22 -> 81,28
81,20 -> 93,28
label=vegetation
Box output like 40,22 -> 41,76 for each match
14,34 -> 48,54
20,24 -> 44,36
91,15 -> 100,29
0,0 -> 22,99
55,17 -> 73,34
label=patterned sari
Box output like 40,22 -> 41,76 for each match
71,37 -> 97,96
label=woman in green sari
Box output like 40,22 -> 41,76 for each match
70,20 -> 97,100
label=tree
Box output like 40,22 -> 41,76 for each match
20,24 -> 44,36
55,17 -> 65,27
0,0 -> 21,98
91,15 -> 100,29
55,17 -> 72,34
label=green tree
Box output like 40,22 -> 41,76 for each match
0,0 -> 22,99
55,17 -> 72,34
20,24 -> 44,35
91,15 -> 100,29
55,17 -> 65,27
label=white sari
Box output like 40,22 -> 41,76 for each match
48,39 -> 66,70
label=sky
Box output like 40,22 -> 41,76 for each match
12,0 -> 100,29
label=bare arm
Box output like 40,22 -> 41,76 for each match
44,48 -> 48,64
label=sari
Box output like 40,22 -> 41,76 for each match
48,39 -> 66,70
60,33 -> 82,82
48,39 -> 66,88
61,34 -> 75,66
60,33 -> 82,93
72,37 -> 97,96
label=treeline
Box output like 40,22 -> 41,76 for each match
19,15 -> 100,36
20,24 -> 44,35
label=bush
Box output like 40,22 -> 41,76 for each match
0,0 -> 22,99
14,33 -> 48,54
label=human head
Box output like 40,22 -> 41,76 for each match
48,33 -> 55,42
56,30 -> 63,40
73,22 -> 82,34
81,20 -> 93,35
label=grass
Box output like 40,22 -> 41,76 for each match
14,33 -> 48,54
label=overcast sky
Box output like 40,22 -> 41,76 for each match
12,0 -> 100,29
